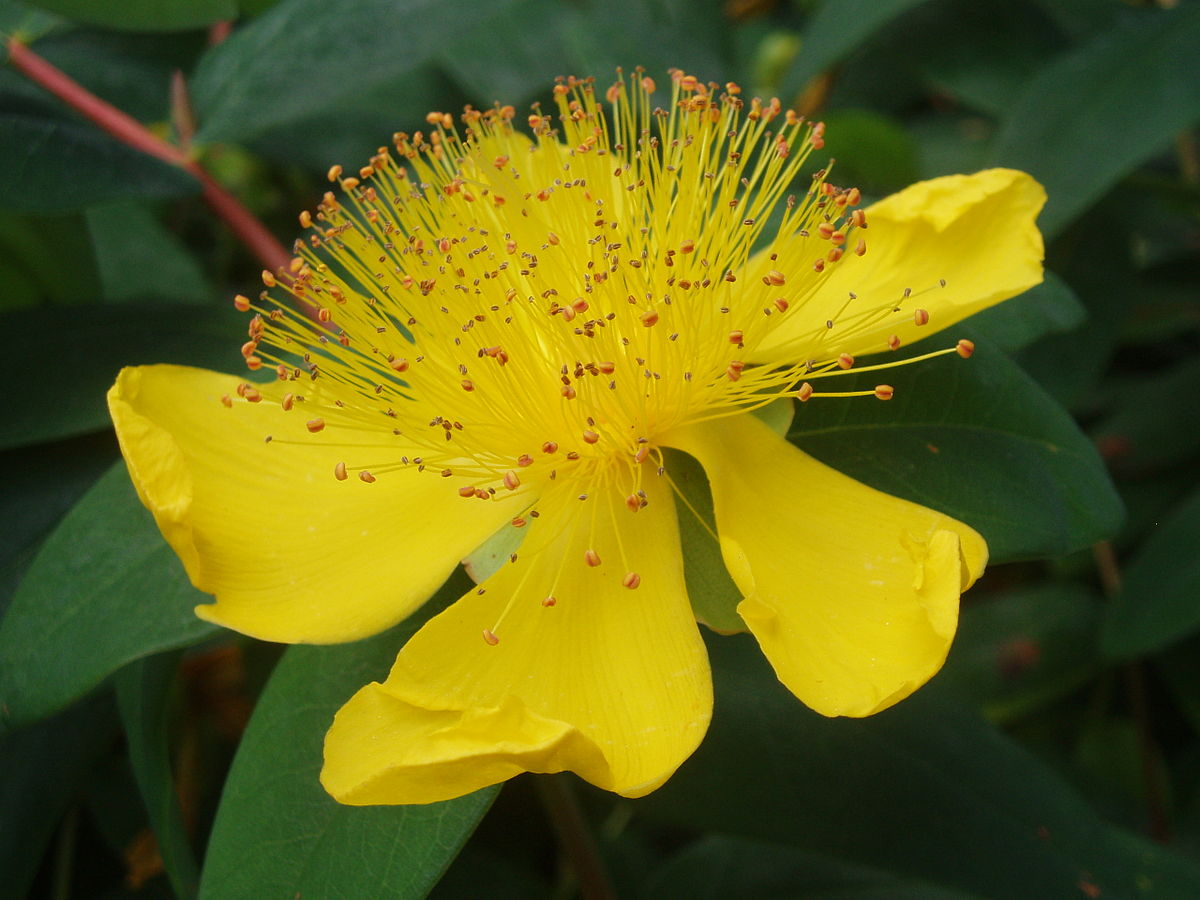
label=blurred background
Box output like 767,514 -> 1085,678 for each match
2,0 -> 1200,897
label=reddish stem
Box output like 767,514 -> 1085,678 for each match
6,36 -> 290,273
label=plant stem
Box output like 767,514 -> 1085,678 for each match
1093,540 -> 1170,843
5,36 -> 290,273
535,776 -> 618,900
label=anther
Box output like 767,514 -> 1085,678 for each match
874,384 -> 895,400
584,549 -> 602,567
622,572 -> 642,589
233,294 -> 251,312
582,429 -> 599,444
503,471 -> 521,490
458,485 -> 476,498
797,382 -> 814,402
765,270 -> 786,286
729,330 -> 744,344
914,308 -> 930,326
243,387 -> 262,403
390,358 -> 409,372
482,628 -> 500,646
461,379 -> 475,391
334,461 -> 348,480
837,353 -> 855,369
956,339 -> 975,359
542,441 -> 559,454
261,270 -> 276,287
359,471 -> 376,483
220,394 -> 232,407
774,298 -> 789,312
561,385 -> 577,399
641,310 -> 659,327
512,517 -> 527,527
281,393 -> 294,411
306,418 -> 325,433
855,238 -> 867,256
517,454 -> 533,467
888,334 -> 901,351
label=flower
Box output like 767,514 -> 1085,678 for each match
108,70 -> 1045,805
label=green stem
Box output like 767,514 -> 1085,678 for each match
535,776 -> 618,900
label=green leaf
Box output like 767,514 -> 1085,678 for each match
19,0 -> 235,31
199,572 -> 496,900
634,632 -> 1200,899
0,694 -> 116,900
963,272 -> 1086,352
780,0 -> 934,99
0,210 -> 100,311
787,339 -> 1123,562
86,201 -> 211,304
1091,355 -> 1200,476
819,109 -> 920,194
0,109 -> 198,213
1102,487 -> 1200,660
0,303 -> 250,450
190,0 -> 514,145
644,834 -> 976,900
939,585 -> 1102,723
115,652 -> 199,900
0,464 -> 218,731
991,4 -> 1200,237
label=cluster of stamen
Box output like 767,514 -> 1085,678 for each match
226,68 -> 973,644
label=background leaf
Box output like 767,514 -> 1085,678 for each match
787,339 -> 1123,562
0,464 -> 218,731
1102,488 -> 1200,660
990,3 -> 1200,237
634,633 -> 1200,900
18,0 -> 235,31
199,571 -> 497,900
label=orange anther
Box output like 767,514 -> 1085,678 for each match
390,358 -> 409,373
956,339 -> 975,359
281,393 -> 294,411
542,441 -> 559,454
334,461 -> 348,481
306,418 -> 325,433
914,308 -> 930,327
517,454 -> 533,467
729,330 -> 744,344
542,596 -> 557,607
817,222 -> 835,240
796,382 -> 814,402
888,334 -> 901,351
512,516 -> 527,528
846,187 -> 861,206
241,340 -> 258,358
482,628 -> 500,646
622,572 -> 642,589
626,494 -> 641,512
641,76 -> 656,93
680,239 -> 695,253
850,209 -> 867,227
634,446 -> 649,464
774,298 -> 789,313
561,385 -> 577,399
245,356 -> 262,370
461,379 -> 475,391
458,485 -> 476,498
233,294 -> 251,312
502,471 -> 520,491
765,269 -> 786,286
598,361 -> 616,374
359,471 -> 376,483
317,307 -> 332,322
874,384 -> 895,400
547,232 -> 560,246
837,353 -> 855,369
640,310 -> 659,327
584,549 -> 602,567
261,269 -> 276,287
582,429 -> 599,444
854,238 -> 867,256
220,394 -> 232,407
326,164 -> 343,182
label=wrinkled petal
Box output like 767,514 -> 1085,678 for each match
754,169 -> 1046,364
664,413 -> 986,718
108,365 -> 527,643
322,476 -> 711,804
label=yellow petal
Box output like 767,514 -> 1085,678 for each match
663,414 -> 987,718
108,365 -> 527,643
754,169 -> 1046,363
322,476 -> 711,804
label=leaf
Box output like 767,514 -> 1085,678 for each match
86,201 -> 211,304
1102,487 -> 1200,660
199,571 -> 496,900
18,0 -> 235,31
938,585 -> 1102,723
779,0 -> 934,100
990,4 -> 1200,237
0,109 -> 198,213
0,694 -> 117,900
0,303 -> 250,450
819,108 -> 920,194
634,632 -> 1200,899
0,464 -> 218,731
1090,354 -> 1200,476
962,272 -> 1086,352
787,339 -> 1123,562
643,834 -> 976,900
115,652 -> 200,900
190,0 -> 515,145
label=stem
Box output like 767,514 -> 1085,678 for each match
1093,540 -> 1170,842
535,776 -> 618,900
5,36 -> 290,273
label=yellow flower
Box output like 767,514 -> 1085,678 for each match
108,71 -> 1045,805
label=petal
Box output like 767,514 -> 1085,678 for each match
322,476 -> 712,804
754,169 -> 1046,363
663,413 -> 987,718
108,365 -> 527,643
